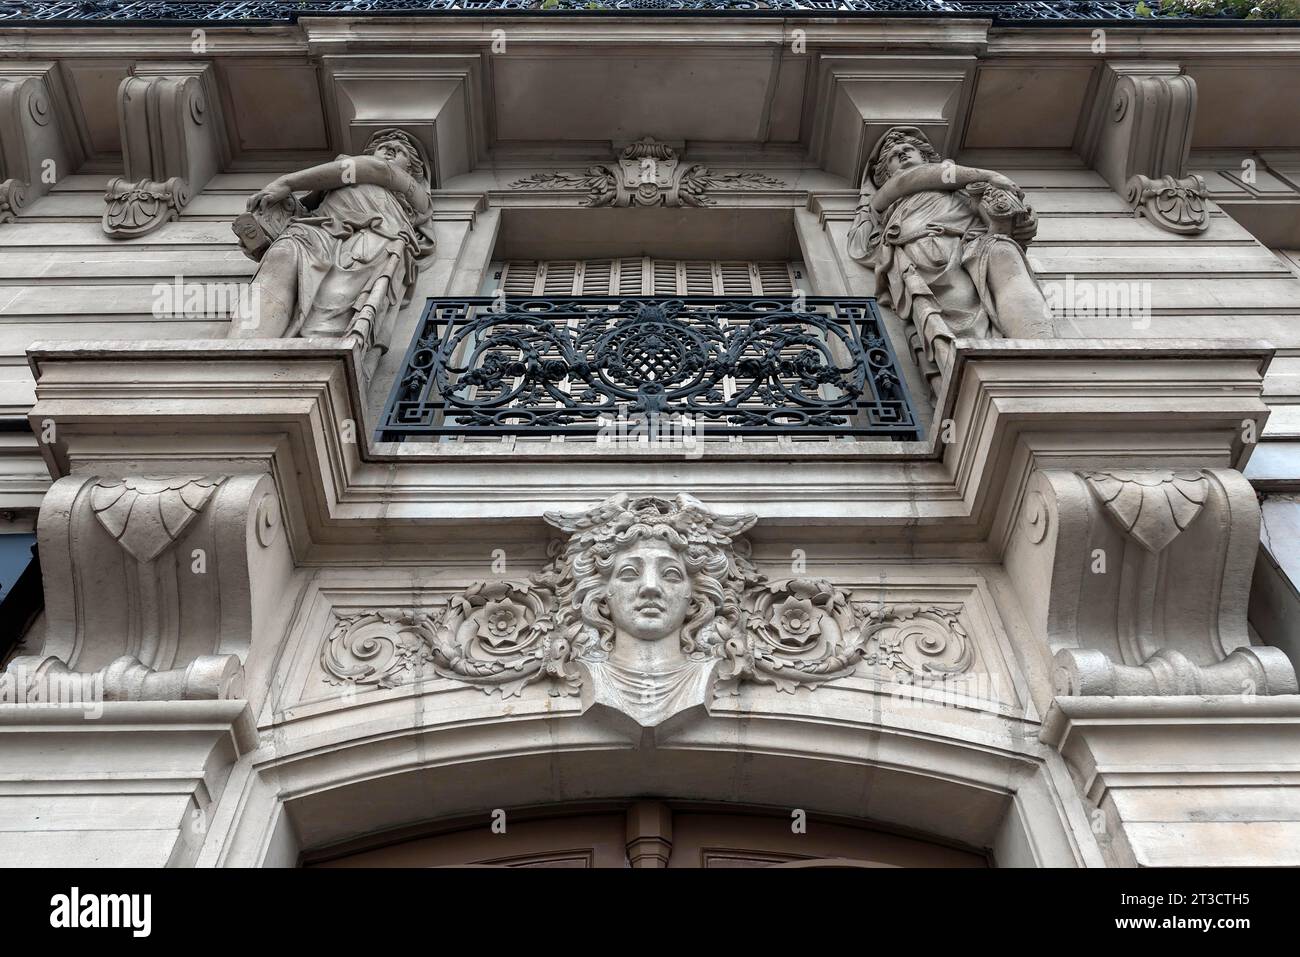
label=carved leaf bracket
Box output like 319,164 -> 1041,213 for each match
102,65 -> 227,239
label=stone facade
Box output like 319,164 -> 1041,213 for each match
1,8 -> 1300,868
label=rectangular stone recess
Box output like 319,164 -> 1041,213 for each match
375,295 -> 922,443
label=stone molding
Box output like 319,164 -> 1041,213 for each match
0,700 -> 255,867
102,62 -> 228,239
1,653 -> 244,702
24,338 -> 1273,559
321,54 -> 481,188
810,54 -> 975,185
1042,695 -> 1300,866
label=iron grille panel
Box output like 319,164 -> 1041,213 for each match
0,0 -> 1233,23
376,296 -> 922,443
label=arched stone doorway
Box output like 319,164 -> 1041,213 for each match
302,802 -> 988,868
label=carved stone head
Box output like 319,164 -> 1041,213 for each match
364,127 -> 431,185
544,493 -> 757,659
867,126 -> 942,189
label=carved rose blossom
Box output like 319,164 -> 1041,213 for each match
456,582 -> 543,653
772,597 -> 823,651
476,598 -> 530,648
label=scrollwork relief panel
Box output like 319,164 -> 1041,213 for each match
312,494 -> 1008,727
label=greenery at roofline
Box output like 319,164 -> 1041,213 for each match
1144,0 -> 1300,16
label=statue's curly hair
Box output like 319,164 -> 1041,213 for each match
544,494 -> 756,659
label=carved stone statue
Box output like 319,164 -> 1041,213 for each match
847,126 -> 1052,393
228,128 -> 435,360
546,493 -> 754,725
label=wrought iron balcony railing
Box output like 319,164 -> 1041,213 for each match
376,295 -> 922,443
0,0 -> 1268,24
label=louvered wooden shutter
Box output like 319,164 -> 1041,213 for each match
615,258 -> 644,295
580,260 -> 613,294
756,262 -> 795,295
497,259 -> 803,295
652,260 -> 678,295
500,260 -> 539,295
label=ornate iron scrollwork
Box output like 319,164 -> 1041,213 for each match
377,296 -> 921,442
0,0 -> 1172,23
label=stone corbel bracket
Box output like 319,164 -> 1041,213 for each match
0,62 -> 77,223
102,62 -> 229,239
1081,61 -> 1208,235
1009,468 -> 1297,697
25,472 -> 292,704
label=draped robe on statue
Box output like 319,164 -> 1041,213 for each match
275,180 -> 430,341
584,657 -> 716,728
848,188 -> 1035,380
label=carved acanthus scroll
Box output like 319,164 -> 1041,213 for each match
1083,63 -> 1209,235
1125,174 -> 1209,236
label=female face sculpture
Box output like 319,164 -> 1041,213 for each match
605,537 -> 693,643
884,142 -> 926,178
867,128 -> 942,190
372,139 -> 414,173
547,494 -> 757,667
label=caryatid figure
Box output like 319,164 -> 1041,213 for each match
847,126 -> 1052,393
228,128 -> 435,360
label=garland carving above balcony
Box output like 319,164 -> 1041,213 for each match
509,138 -> 785,208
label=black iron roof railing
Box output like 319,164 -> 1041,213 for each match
2,0 -> 1290,25
376,295 -> 922,443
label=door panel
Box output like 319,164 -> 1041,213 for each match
304,804 -> 988,868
